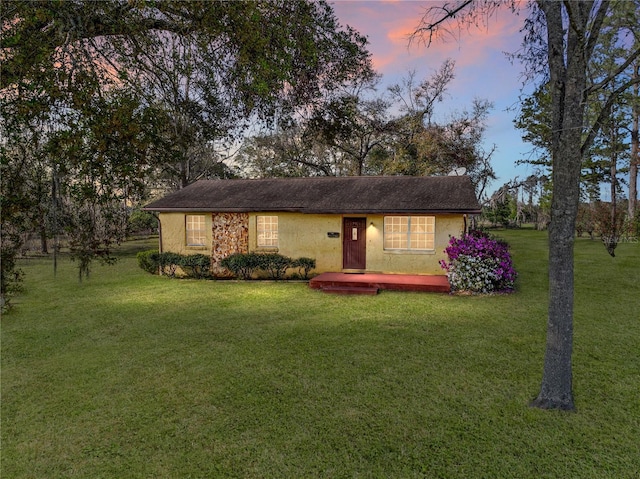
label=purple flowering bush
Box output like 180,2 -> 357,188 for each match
439,230 -> 517,294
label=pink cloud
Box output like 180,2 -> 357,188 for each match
333,1 -> 525,77
331,1 -> 535,189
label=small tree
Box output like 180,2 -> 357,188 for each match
592,202 -> 627,257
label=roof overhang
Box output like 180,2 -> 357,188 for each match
143,207 -> 482,215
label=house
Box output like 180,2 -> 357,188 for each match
142,176 -> 481,277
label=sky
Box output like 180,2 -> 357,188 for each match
330,0 -> 538,195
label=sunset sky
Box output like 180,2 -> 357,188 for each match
331,1 -> 537,195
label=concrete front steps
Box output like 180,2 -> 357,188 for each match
309,272 -> 450,295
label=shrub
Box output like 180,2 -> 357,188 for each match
439,230 -> 517,294
220,253 -> 263,279
137,251 -> 212,279
257,253 -> 292,280
137,249 -> 160,274
180,254 -> 211,279
292,257 -> 316,279
140,251 -> 315,281
220,253 -> 316,280
592,202 -> 627,257
157,252 -> 183,277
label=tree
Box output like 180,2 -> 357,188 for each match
237,126 -> 337,178
1,0 -> 373,288
306,86 -> 391,176
515,6 -> 640,214
384,64 -> 497,201
630,62 -> 640,220
412,0 -> 640,410
238,62 -> 497,190
1,1 -> 372,115
513,83 -> 553,169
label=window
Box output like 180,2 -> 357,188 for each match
257,216 -> 278,247
186,215 -> 206,246
384,216 -> 435,251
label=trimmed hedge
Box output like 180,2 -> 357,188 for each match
292,257 -> 316,280
180,254 -> 211,279
137,250 -> 160,274
137,250 -> 211,279
220,253 -> 263,280
138,251 -> 317,280
220,252 -> 316,280
258,253 -> 292,280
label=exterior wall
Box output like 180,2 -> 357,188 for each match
159,211 -> 466,276
248,213 -> 344,273
365,214 -> 465,275
157,212 -> 248,277
248,212 -> 465,276
158,212 -> 212,255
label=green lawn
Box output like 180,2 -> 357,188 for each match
2,231 -> 639,478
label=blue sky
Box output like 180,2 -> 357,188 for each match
331,1 -> 539,195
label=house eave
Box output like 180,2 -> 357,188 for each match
143,206 -> 482,215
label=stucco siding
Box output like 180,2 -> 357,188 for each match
249,213 -> 344,273
159,211 -> 466,276
158,212 -> 212,255
365,214 -> 464,275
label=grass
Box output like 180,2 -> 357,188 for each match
2,231 -> 639,478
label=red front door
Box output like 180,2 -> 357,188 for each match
343,218 -> 366,270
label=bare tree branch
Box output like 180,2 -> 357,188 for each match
582,73 -> 640,155
585,46 -> 640,95
410,0 -> 474,46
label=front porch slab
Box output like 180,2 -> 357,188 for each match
309,272 -> 450,294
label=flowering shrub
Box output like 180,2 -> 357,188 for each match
439,230 -> 517,294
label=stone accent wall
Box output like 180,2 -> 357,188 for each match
211,212 -> 249,277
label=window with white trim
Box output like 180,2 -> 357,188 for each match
257,216 -> 278,247
384,216 -> 435,251
186,215 -> 206,246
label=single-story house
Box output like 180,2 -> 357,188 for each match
142,175 -> 481,277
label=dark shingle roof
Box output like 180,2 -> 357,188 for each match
143,176 -> 481,214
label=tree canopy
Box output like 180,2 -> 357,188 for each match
0,0 -> 374,303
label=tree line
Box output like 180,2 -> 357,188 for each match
486,0 -> 640,257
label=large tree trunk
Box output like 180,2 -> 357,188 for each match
630,64 -> 639,220
530,0 -> 599,411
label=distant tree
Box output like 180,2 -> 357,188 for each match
514,2 -> 640,213
306,88 -> 391,176
385,96 -> 497,198
514,83 -> 553,170
387,60 -> 456,137
237,126 -> 337,177
485,190 -> 515,228
239,71 -> 387,177
239,61 -> 497,193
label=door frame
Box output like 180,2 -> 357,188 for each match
342,217 -> 367,271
